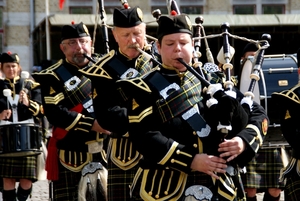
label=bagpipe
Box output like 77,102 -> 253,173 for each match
144,1 -> 270,200
136,0 -> 270,138
86,0 -> 271,200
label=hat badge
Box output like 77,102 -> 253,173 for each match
15,55 -> 20,63
83,24 -> 90,35
137,8 -> 143,21
185,16 -> 192,31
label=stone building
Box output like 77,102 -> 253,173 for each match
0,0 -> 300,72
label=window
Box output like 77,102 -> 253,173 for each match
181,6 -> 202,14
151,0 -> 204,15
69,0 -> 95,14
102,0 -> 122,14
233,5 -> 255,14
263,5 -> 284,14
69,7 -> 92,14
233,1 -> 286,14
151,6 -> 202,15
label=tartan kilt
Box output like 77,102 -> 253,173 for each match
52,162 -> 82,201
240,148 -> 286,189
107,159 -> 140,201
284,167 -> 300,201
0,155 -> 37,181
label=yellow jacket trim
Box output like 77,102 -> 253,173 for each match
117,76 -> 152,94
129,167 -> 143,197
80,50 -> 114,79
198,138 -> 203,153
140,169 -> 187,201
171,159 -> 188,167
246,124 -> 263,148
44,93 -> 64,105
273,83 -> 300,104
218,175 -> 236,201
59,150 -> 92,172
110,138 -> 142,170
33,59 -> 62,80
26,79 -> 40,89
158,141 -> 179,165
128,106 -> 153,123
29,100 -> 40,116
65,113 -> 82,131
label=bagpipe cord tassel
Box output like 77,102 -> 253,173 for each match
86,176 -> 95,201
96,171 -> 107,201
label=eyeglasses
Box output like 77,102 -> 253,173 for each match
62,39 -> 90,47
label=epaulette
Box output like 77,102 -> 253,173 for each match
79,50 -> 115,79
32,59 -> 63,81
272,83 -> 300,105
26,78 -> 40,90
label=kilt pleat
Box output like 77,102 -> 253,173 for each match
107,160 -> 140,201
0,155 -> 37,181
285,170 -> 300,201
52,162 -> 82,201
241,148 -> 286,189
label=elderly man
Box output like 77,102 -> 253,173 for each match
80,6 -> 154,201
32,22 -> 110,201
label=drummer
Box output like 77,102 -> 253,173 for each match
238,44 -> 284,201
0,52 -> 43,201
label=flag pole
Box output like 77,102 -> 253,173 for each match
45,0 -> 51,60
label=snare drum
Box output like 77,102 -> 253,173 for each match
0,123 -> 42,157
240,54 -> 298,148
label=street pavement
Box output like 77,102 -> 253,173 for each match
29,180 -> 49,201
0,180 -> 49,201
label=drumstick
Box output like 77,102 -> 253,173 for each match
3,89 -> 11,120
21,71 -> 30,93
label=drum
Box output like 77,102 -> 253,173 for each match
239,57 -> 260,104
0,123 -> 42,157
240,54 -> 298,148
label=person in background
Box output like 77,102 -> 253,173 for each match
80,6 -> 153,201
272,48 -> 300,201
32,22 -> 110,201
239,43 -> 284,201
116,13 -> 269,201
0,52 -> 43,201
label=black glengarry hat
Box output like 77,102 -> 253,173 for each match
242,43 -> 258,57
157,14 -> 193,40
113,6 -> 143,28
0,52 -> 20,64
61,22 -> 90,41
